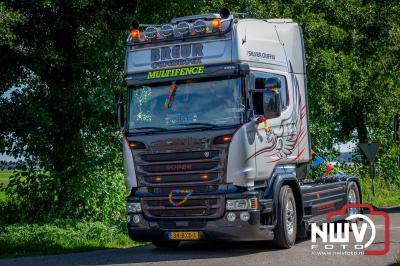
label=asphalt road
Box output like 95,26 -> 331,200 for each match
1,208 -> 399,266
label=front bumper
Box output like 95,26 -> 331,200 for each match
127,210 -> 274,242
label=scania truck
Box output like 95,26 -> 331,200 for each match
116,8 -> 362,248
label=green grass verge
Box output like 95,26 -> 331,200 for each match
0,170 -> 12,202
0,170 -> 12,185
0,220 -> 145,258
359,175 -> 400,207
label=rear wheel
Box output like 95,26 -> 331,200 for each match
336,181 -> 361,230
152,241 -> 180,248
272,185 -> 297,248
347,181 -> 360,215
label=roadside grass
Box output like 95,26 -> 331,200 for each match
359,175 -> 400,208
0,170 -> 12,202
0,220 -> 145,258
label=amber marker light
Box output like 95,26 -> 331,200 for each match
211,18 -> 221,30
131,29 -> 140,40
128,141 -> 146,149
213,134 -> 232,144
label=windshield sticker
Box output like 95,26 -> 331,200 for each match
147,65 -> 204,79
151,43 -> 204,69
164,82 -> 177,109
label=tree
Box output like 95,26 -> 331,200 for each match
0,0 -> 201,220
1,0 -> 399,221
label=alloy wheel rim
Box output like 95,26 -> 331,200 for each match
286,200 -> 295,235
348,189 -> 358,216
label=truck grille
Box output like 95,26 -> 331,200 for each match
135,149 -> 225,186
141,195 -> 224,220
136,149 -> 225,220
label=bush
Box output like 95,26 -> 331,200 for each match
1,150 -> 127,224
340,163 -> 400,207
0,220 -> 141,258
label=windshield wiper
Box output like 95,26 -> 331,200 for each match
133,126 -> 168,132
177,123 -> 222,129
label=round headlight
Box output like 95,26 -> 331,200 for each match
177,21 -> 190,35
226,212 -> 236,222
144,26 -> 158,40
193,19 -> 207,33
160,24 -> 174,38
132,214 -> 141,224
240,211 -> 250,222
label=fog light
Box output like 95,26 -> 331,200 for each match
226,212 -> 236,222
240,211 -> 250,222
132,214 -> 141,224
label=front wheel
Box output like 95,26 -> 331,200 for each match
272,185 -> 297,248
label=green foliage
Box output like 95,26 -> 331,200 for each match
0,0 -> 399,223
0,220 -> 142,258
397,252 -> 400,266
340,163 -> 400,207
0,2 -> 24,46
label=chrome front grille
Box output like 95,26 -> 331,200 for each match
135,149 -> 225,219
135,149 -> 225,186
141,195 -> 224,219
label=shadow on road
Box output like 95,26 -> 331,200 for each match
0,241 -> 292,266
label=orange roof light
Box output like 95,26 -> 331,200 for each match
131,29 -> 140,40
201,175 -> 209,180
211,18 -> 221,30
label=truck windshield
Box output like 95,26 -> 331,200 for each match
128,77 -> 244,132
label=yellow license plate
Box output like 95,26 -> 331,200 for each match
168,231 -> 199,240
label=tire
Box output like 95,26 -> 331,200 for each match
336,181 -> 361,230
152,240 -> 180,248
346,181 -> 361,226
272,185 -> 297,248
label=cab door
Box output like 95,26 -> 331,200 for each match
249,70 -> 295,181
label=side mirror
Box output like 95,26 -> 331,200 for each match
265,77 -> 281,89
114,93 -> 125,128
263,91 -> 281,118
247,108 -> 255,119
263,77 -> 282,118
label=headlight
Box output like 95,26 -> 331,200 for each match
126,202 -> 142,213
226,198 -> 258,210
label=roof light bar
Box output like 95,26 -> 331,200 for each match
160,24 -> 174,38
144,26 -> 158,40
193,19 -> 208,33
177,21 -> 190,35
126,8 -> 233,44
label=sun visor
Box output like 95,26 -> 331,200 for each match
125,39 -> 232,74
